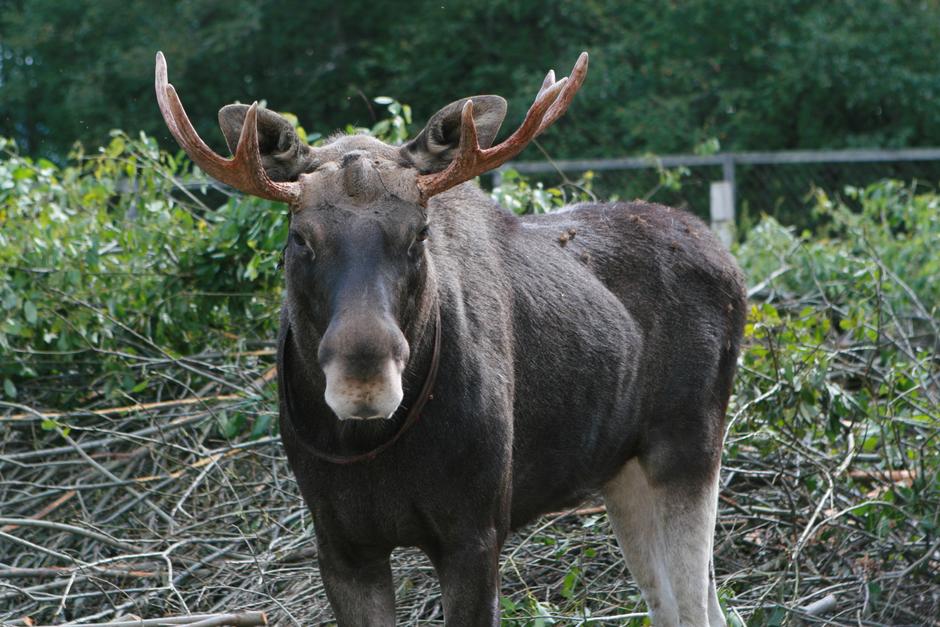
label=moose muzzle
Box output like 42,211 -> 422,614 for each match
318,313 -> 409,421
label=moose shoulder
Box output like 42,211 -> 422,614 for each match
156,51 -> 746,627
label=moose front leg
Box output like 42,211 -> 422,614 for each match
317,539 -> 395,627
430,528 -> 504,627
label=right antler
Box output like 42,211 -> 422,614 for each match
416,52 -> 588,204
155,52 -> 300,204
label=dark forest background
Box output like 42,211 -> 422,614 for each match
4,0 -> 940,162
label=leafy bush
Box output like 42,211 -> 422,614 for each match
0,96 -> 418,407
492,168 -> 597,214
0,133 -> 282,405
726,180 -> 938,622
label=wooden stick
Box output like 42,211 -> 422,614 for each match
847,469 -> 916,484
0,566 -> 158,579
802,593 -> 837,616
0,490 -> 75,532
188,612 -> 268,627
4,394 -> 240,422
132,449 -> 240,483
253,366 -> 277,387
0,518 -> 142,553
544,504 -> 607,518
37,611 -> 267,627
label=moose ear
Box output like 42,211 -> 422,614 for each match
401,95 -> 507,173
217,104 -> 316,182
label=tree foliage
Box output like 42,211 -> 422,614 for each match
3,0 -> 940,161
0,96 -> 414,404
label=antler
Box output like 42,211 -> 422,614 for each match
154,52 -> 300,204
416,52 -> 588,204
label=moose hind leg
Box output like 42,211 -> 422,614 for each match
602,458 -> 725,627
707,558 -> 725,627
659,472 -> 725,627
602,459 -> 677,625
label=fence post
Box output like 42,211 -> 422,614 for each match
721,154 -> 736,191
710,181 -> 735,247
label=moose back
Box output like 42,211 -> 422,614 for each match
155,51 -> 745,627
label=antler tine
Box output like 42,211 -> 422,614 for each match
416,52 -> 589,204
537,52 -> 589,136
233,102 -> 269,186
494,76 -> 567,151
536,70 -> 556,99
154,52 -> 299,204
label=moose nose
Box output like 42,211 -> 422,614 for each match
322,356 -> 405,421
318,314 -> 409,421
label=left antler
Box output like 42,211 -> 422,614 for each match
416,52 -> 588,204
155,52 -> 301,204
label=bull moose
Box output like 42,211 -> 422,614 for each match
155,50 -> 746,626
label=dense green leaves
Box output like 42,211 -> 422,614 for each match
725,180 -> 938,618
735,179 -> 938,462
4,1 -> 940,161
0,132 -> 282,404
0,98 -> 418,406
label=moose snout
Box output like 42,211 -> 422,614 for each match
318,315 -> 409,421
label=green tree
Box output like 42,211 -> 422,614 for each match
3,0 -> 940,160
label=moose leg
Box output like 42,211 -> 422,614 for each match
602,458 -> 678,625
706,558 -> 725,627
602,458 -> 725,627
430,528 -> 503,627
656,469 -> 724,627
316,538 -> 395,627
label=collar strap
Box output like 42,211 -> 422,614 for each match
291,306 -> 441,465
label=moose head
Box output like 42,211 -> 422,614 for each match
155,52 -> 587,422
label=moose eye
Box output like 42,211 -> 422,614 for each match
290,231 -> 315,259
416,225 -> 430,242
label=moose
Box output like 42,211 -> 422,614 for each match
155,51 -> 745,626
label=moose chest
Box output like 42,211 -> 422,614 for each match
281,399 -> 513,552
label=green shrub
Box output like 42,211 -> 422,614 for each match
0,132 -> 270,405
725,180 -> 938,618
0,98 -> 419,406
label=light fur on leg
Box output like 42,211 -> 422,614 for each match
603,459 -> 725,627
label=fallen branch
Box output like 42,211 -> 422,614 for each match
0,566 -> 159,579
3,394 -> 240,423
42,611 -> 267,627
188,612 -> 267,627
4,407 -> 229,462
0,490 -> 76,532
801,593 -> 837,616
544,505 -> 607,518
0,518 -> 142,553
847,469 -> 916,484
